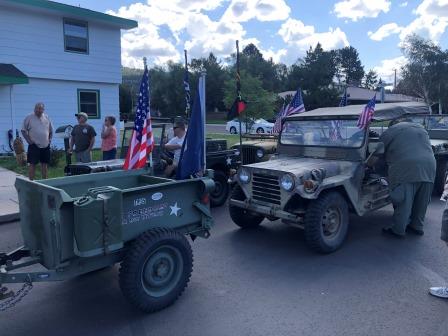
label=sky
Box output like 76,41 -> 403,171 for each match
60,0 -> 448,85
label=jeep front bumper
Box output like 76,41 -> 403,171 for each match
229,198 -> 305,222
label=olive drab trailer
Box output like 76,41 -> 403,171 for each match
0,169 -> 214,312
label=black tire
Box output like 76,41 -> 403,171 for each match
256,127 -> 264,134
229,185 -> 264,228
230,127 -> 237,134
434,159 -> 447,195
119,228 -> 193,313
304,191 -> 349,254
210,170 -> 230,207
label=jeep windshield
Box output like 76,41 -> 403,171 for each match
280,119 -> 365,148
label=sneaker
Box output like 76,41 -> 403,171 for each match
429,287 -> 448,299
406,226 -> 424,236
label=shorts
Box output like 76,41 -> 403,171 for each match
27,144 -> 50,165
102,148 -> 117,160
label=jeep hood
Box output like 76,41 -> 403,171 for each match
245,157 -> 357,178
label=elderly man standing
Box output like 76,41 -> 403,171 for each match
69,112 -> 96,163
21,102 -> 53,180
379,120 -> 436,237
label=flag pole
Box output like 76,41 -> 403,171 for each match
200,70 -> 207,172
236,40 -> 243,163
143,56 -> 153,171
184,50 -> 191,119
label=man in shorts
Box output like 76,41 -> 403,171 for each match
69,112 -> 96,163
21,102 -> 53,180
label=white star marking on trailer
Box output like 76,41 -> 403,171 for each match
170,203 -> 181,216
226,157 -> 232,165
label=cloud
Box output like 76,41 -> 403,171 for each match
399,0 -> 448,43
221,0 -> 290,22
399,2 -> 408,7
373,56 -> 407,85
368,23 -> 403,41
278,19 -> 349,63
333,0 -> 391,21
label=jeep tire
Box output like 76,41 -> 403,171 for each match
229,185 -> 264,228
210,169 -> 230,207
119,228 -> 193,313
304,191 -> 349,254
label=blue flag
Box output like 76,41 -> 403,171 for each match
177,80 -> 205,179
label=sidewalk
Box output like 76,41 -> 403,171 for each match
0,166 -> 21,223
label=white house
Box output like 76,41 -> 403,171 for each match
0,0 -> 137,154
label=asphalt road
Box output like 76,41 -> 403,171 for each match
1,199 -> 448,336
206,123 -> 227,134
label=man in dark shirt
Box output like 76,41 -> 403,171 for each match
69,112 -> 96,163
379,121 -> 436,237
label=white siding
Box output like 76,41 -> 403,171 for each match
0,3 -> 122,84
0,86 -> 13,153
0,79 -> 120,153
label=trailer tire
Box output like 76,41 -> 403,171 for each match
229,185 -> 264,228
119,228 -> 193,313
210,170 -> 229,207
304,191 -> 349,254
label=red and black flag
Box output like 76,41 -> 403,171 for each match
227,40 -> 246,120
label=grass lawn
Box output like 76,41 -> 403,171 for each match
0,149 -> 104,179
0,133 -> 239,179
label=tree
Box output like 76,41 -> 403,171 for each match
223,70 -> 276,120
397,35 -> 448,113
287,43 -> 339,110
335,46 -> 365,85
190,53 -> 230,113
363,69 -> 379,90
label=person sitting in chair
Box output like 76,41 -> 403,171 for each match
164,120 -> 186,177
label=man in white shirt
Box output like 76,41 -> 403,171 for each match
164,120 -> 186,177
21,102 -> 53,180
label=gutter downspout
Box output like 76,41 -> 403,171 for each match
9,85 -> 15,137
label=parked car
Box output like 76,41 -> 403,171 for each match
229,102 -> 428,254
226,118 -> 274,134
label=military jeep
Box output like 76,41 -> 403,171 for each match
231,133 -> 277,165
395,114 -> 448,195
229,102 -> 429,253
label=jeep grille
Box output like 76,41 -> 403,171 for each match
252,173 -> 281,205
242,146 -> 257,164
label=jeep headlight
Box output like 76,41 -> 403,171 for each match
256,149 -> 264,158
280,174 -> 295,191
238,168 -> 251,183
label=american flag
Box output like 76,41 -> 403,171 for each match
357,95 -> 376,129
330,89 -> 348,140
123,64 -> 154,170
273,88 -> 305,133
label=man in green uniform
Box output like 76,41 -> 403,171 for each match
379,120 -> 436,237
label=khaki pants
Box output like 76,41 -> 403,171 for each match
388,182 -> 433,235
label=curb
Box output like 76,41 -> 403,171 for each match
0,212 -> 20,224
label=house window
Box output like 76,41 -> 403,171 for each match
78,90 -> 100,119
64,19 -> 89,53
